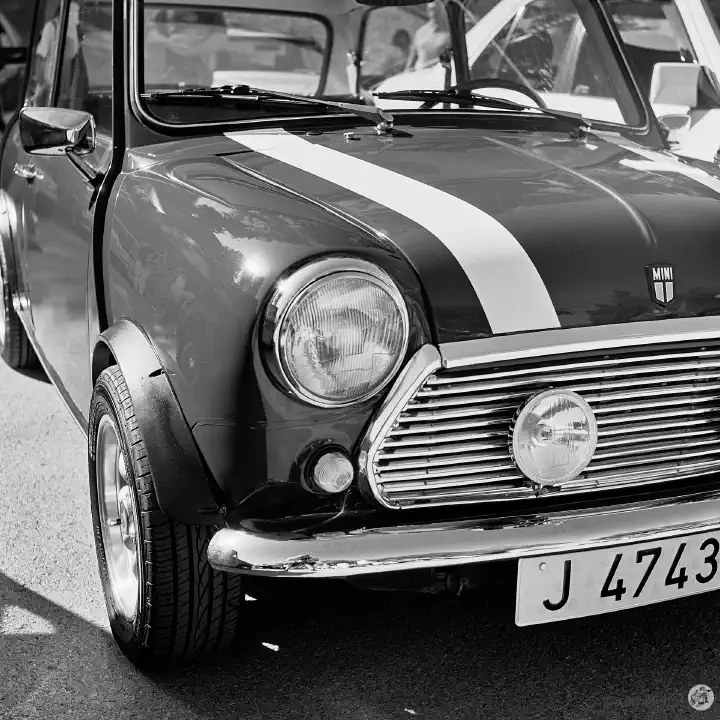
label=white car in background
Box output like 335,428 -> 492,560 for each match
373,0 -> 720,164
211,28 -> 327,95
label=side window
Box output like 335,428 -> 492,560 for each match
56,0 -> 112,135
26,0 -> 64,108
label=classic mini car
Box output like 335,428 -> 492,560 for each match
6,0 -> 720,666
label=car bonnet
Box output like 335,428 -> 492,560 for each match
221,124 -> 720,342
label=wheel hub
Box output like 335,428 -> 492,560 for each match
118,486 -> 136,546
96,415 -> 140,622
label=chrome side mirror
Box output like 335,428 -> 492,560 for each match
19,107 -> 95,157
658,113 -> 692,147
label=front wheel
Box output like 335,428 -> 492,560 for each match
88,365 -> 245,665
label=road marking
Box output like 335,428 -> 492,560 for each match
225,128 -> 560,334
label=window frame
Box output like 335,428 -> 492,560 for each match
22,0 -> 68,110
55,0 -> 114,137
130,0 -> 335,132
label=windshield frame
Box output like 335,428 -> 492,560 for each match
130,0 -> 338,131
129,0 -> 657,139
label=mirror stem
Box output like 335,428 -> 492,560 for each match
67,152 -> 103,187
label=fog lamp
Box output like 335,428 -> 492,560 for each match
310,450 -> 354,494
510,389 -> 598,486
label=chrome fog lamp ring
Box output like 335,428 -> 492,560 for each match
262,256 -> 410,409
510,388 -> 598,486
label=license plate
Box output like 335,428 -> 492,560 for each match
516,531 -> 720,626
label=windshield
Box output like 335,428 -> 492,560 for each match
138,0 -> 644,129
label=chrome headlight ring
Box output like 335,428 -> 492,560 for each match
262,256 -> 410,409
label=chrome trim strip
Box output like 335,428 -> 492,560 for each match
208,489 -> 720,578
440,316 -> 720,369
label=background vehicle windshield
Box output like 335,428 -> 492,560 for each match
139,0 -> 643,128
367,0 -> 642,126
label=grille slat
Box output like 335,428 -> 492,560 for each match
378,460 -> 519,482
379,471 -> 525,493
425,349 -> 720,386
411,382 -> 720,411
370,339 -> 720,508
418,365 -> 720,398
597,427 -> 720,449
385,486 -> 534,504
378,438 -> 511,460
400,393 -> 720,424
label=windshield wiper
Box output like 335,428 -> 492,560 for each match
374,89 -> 590,133
147,84 -> 395,131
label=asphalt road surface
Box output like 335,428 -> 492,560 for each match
3,359 -> 720,720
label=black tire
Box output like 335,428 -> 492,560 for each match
88,365 -> 245,665
0,242 -> 36,369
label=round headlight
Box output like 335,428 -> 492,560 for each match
510,389 -> 598,486
266,258 -> 409,407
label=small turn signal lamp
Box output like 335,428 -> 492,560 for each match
309,450 -> 355,494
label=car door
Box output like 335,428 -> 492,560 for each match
19,0 -> 112,416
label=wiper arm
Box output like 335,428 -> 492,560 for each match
374,89 -> 590,132
147,84 -> 395,131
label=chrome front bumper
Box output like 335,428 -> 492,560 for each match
209,317 -> 720,578
208,489 -> 720,577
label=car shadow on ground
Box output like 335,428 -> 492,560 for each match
150,576 -> 720,720
4,570 -> 720,720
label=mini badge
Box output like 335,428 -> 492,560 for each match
645,263 -> 675,307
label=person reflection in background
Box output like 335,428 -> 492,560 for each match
380,29 -> 412,77
408,0 -> 451,70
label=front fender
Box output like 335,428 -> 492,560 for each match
92,318 -> 225,525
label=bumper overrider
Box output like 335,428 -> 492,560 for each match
208,317 -> 720,578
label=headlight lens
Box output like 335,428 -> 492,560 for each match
510,389 -> 598,485
270,261 -> 409,407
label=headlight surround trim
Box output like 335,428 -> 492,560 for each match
262,256 -> 410,408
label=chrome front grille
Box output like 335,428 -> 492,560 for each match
369,340 -> 720,509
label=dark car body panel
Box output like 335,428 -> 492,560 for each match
106,137 -> 432,507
